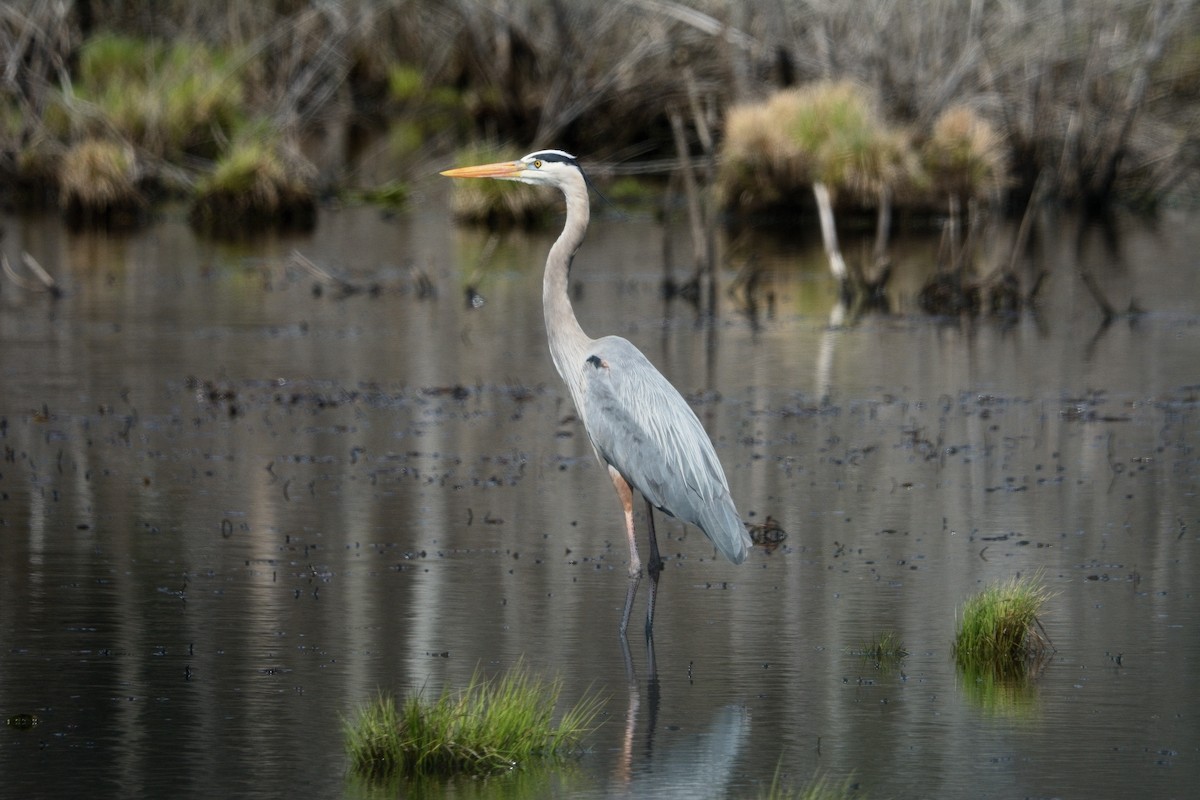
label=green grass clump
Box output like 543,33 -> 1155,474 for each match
348,180 -> 410,208
345,662 -> 603,780
78,33 -> 157,87
189,133 -> 316,236
953,573 -> 1054,676
387,63 -> 426,103
70,34 -> 243,161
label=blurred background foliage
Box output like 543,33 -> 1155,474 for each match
0,0 -> 1196,229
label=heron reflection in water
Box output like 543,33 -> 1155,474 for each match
442,150 -> 750,637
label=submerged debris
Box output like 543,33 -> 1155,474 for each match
746,515 -> 787,551
290,250 -> 433,298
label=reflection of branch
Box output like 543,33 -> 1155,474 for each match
1078,270 -> 1116,322
1008,170 -> 1047,274
668,107 -> 708,276
814,302 -> 844,403
463,234 -> 498,309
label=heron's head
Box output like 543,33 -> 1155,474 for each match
440,149 -> 580,187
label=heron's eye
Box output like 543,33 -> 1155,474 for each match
533,160 -> 543,169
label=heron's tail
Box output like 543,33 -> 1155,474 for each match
698,493 -> 751,565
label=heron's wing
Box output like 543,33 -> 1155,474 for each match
579,336 -> 749,563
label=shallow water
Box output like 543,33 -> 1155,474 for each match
1,199 -> 1197,798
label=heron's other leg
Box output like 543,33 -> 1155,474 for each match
644,497 -> 663,639
645,497 -> 664,578
610,466 -> 642,637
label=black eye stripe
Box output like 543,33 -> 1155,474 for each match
523,149 -> 578,166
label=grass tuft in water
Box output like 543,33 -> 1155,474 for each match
857,631 -> 908,665
345,661 -> 603,780
763,765 -> 861,800
718,81 -> 919,214
923,104 -> 1007,202
953,573 -> 1054,676
189,130 -> 316,236
59,138 -> 144,228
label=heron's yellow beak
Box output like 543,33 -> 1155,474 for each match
439,160 -> 524,179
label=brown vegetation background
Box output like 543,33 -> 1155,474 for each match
2,0 -> 1198,214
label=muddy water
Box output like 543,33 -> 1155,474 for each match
0,199 -> 1197,799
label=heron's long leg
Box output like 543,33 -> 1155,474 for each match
644,498 -> 663,639
609,466 -> 641,576
611,466 -> 642,637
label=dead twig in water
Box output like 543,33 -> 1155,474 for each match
291,250 -> 356,292
2,253 -> 62,297
291,250 -> 389,297
1,255 -> 39,292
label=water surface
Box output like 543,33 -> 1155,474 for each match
1,201 -> 1197,798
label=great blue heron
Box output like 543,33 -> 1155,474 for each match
441,149 -> 750,637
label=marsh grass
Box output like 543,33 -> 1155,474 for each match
4,1 -> 1196,213
345,662 -> 603,781
58,138 -> 144,228
348,180 -> 410,209
763,766 -> 861,800
953,574 -> 1054,677
719,82 -> 920,215
854,632 -> 908,667
67,33 -> 243,161
189,132 -> 316,236
923,105 -> 1007,203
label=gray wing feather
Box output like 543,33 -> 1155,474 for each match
579,337 -> 749,564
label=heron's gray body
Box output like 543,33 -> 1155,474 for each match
579,336 -> 747,564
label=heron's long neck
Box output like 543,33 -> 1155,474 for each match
543,173 -> 593,404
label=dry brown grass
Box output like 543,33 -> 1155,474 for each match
719,82 -> 921,213
923,105 -> 1007,201
58,138 -> 144,228
1,0 -> 1196,211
